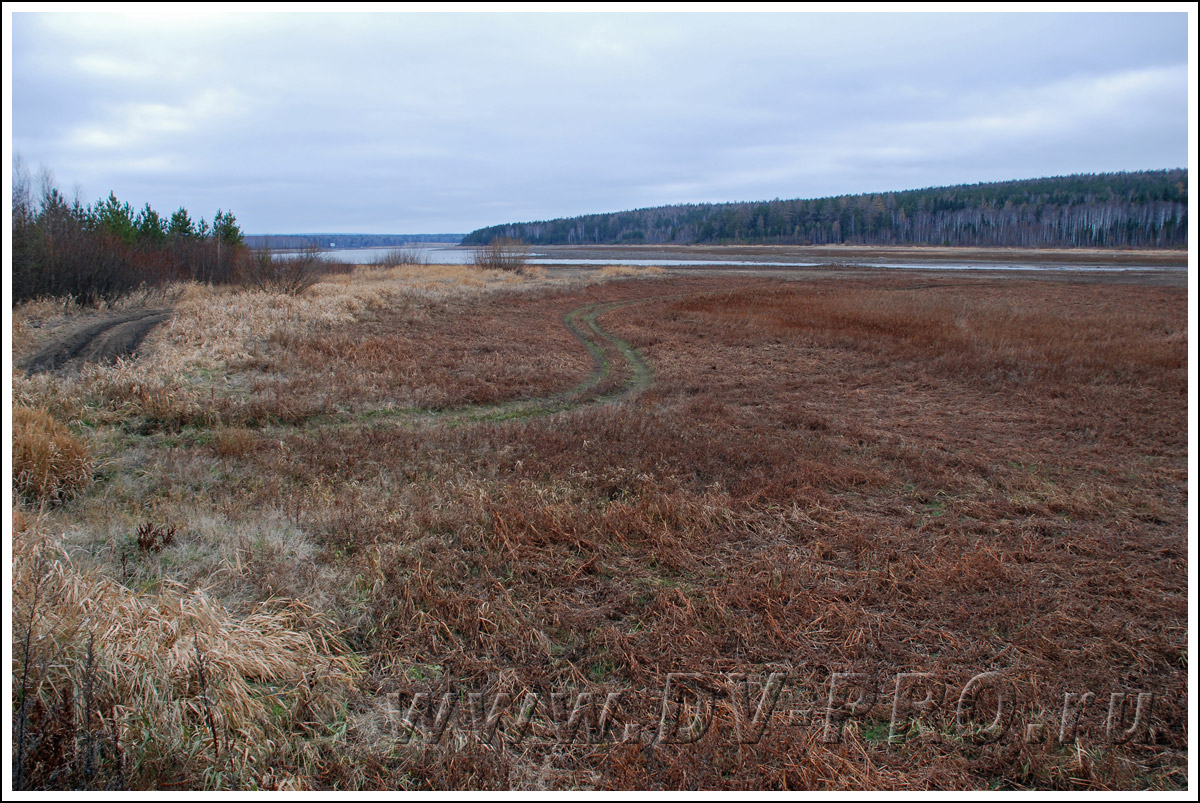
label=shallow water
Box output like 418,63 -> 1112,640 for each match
308,245 -> 1180,273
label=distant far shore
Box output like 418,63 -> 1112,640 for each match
518,243 -> 1188,268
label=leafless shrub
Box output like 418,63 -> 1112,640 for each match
370,245 -> 429,269
135,522 -> 176,553
320,257 -> 356,276
238,244 -> 325,295
472,237 -> 530,273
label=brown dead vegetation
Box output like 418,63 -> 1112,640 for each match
12,406 -> 93,504
11,269 -> 1187,790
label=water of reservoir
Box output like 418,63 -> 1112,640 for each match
305,245 -> 1179,273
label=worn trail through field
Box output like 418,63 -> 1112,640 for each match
338,297 -> 656,429
21,294 -> 664,427
21,308 -> 173,375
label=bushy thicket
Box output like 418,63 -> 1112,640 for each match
12,162 -> 246,304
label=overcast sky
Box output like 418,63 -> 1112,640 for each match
7,8 -> 1191,235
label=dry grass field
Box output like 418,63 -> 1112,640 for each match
10,262 -> 1187,790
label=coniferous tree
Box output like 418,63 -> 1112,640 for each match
463,170 -> 1187,249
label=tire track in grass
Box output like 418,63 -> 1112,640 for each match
275,296 -> 658,434
86,296 -> 660,440
21,309 -> 173,375
375,297 -> 654,427
237,297 -> 659,439
562,299 -> 653,403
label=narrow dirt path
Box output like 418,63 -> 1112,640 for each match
360,297 -> 655,427
21,294 -> 657,430
21,309 -> 173,375
293,297 -> 658,434
561,299 -> 653,402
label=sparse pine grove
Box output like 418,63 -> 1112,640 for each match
10,163 -> 382,307
12,163 -> 249,305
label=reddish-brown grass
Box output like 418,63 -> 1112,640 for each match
243,278 -> 727,412
12,271 -> 1186,790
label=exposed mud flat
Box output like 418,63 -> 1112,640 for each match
523,243 -> 1187,267
515,244 -> 1187,287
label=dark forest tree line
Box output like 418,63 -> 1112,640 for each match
463,170 -> 1187,249
12,163 -> 246,304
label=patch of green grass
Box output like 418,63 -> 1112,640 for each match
859,720 -> 893,743
588,659 -> 614,682
403,663 -> 443,683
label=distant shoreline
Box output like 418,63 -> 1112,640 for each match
511,243 -> 1189,268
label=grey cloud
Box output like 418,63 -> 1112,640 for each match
10,10 -> 1188,234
